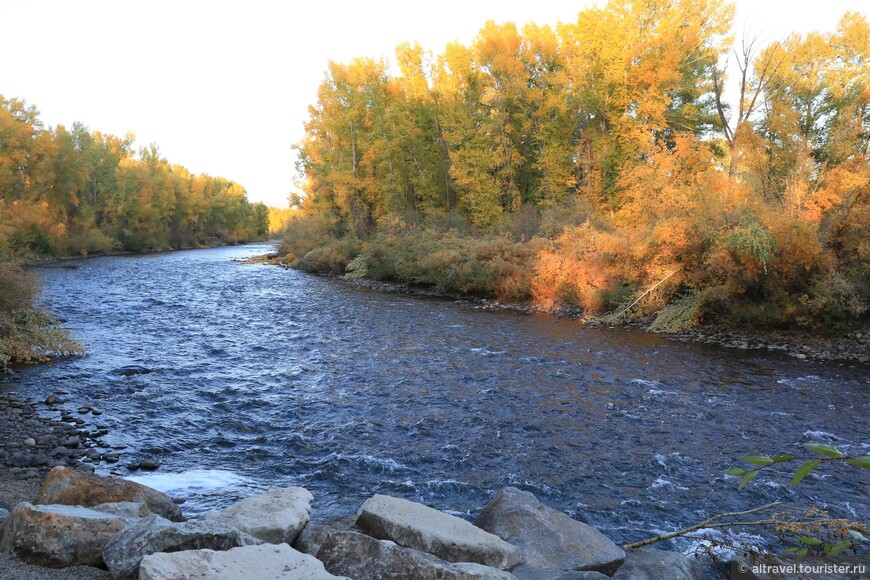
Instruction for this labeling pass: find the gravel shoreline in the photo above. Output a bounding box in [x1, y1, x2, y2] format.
[0, 393, 112, 578]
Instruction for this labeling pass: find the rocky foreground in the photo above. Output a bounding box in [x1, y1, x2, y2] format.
[0, 465, 722, 580]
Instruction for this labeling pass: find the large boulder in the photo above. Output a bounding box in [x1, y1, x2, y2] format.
[356, 494, 521, 570]
[475, 487, 625, 575]
[0, 502, 127, 567]
[139, 543, 346, 580]
[612, 548, 705, 580]
[197, 487, 313, 544]
[511, 564, 609, 579]
[34, 466, 183, 522]
[317, 530, 516, 579]
[91, 502, 152, 518]
[293, 515, 357, 557]
[102, 513, 263, 579]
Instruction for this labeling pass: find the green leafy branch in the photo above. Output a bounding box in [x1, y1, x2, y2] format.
[726, 443, 870, 562]
[727, 443, 870, 489]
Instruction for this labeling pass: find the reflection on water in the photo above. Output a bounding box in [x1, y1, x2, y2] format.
[5, 244, 868, 545]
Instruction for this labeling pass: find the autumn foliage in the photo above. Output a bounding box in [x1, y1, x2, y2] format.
[0, 97, 269, 258]
[284, 0, 868, 329]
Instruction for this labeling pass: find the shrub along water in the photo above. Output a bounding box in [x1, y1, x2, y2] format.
[0, 263, 83, 368]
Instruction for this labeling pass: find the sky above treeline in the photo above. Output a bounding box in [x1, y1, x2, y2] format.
[2, 0, 867, 207]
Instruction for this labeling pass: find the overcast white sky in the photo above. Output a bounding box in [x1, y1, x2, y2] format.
[1, 1, 866, 207]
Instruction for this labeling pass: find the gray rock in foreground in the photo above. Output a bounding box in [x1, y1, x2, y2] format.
[139, 543, 346, 580]
[90, 502, 151, 518]
[511, 564, 610, 579]
[0, 502, 126, 567]
[612, 548, 705, 580]
[293, 515, 357, 557]
[34, 466, 183, 522]
[475, 487, 625, 575]
[102, 513, 263, 579]
[356, 494, 521, 570]
[198, 487, 312, 544]
[317, 530, 516, 579]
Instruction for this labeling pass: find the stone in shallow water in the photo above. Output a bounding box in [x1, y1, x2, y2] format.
[355, 494, 522, 570]
[317, 531, 515, 579]
[139, 543, 346, 580]
[0, 502, 126, 567]
[474, 487, 625, 575]
[198, 487, 313, 544]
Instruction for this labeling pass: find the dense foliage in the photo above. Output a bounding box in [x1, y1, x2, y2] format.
[284, 0, 869, 329]
[0, 96, 269, 258]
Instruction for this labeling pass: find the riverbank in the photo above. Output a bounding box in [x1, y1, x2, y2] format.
[0, 394, 111, 579]
[270, 262, 870, 365]
[13, 238, 278, 269]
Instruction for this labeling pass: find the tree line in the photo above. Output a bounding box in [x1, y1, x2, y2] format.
[284, 0, 868, 329]
[0, 95, 271, 366]
[0, 96, 269, 258]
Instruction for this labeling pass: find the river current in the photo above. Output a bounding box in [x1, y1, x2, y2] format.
[5, 244, 868, 548]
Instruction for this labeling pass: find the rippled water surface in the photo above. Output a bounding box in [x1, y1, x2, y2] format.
[5, 244, 869, 545]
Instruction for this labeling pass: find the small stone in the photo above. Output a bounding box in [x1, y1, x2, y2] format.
[36, 435, 54, 446]
[127, 463, 140, 471]
[91, 410, 103, 416]
[139, 459, 160, 470]
[23, 438, 36, 447]
[61, 436, 81, 448]
[78, 406, 92, 414]
[9, 454, 32, 467]
[105, 455, 120, 463]
[45, 395, 60, 405]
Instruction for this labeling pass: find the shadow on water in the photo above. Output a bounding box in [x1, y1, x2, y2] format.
[4, 244, 868, 548]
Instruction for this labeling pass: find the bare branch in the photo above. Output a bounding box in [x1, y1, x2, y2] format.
[623, 502, 784, 550]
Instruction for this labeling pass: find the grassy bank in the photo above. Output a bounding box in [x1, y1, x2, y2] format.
[278, 199, 868, 337]
[0, 263, 83, 369]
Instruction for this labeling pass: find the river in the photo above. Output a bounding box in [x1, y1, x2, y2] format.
[4, 243, 868, 549]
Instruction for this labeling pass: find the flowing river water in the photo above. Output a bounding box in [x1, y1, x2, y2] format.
[4, 244, 868, 549]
